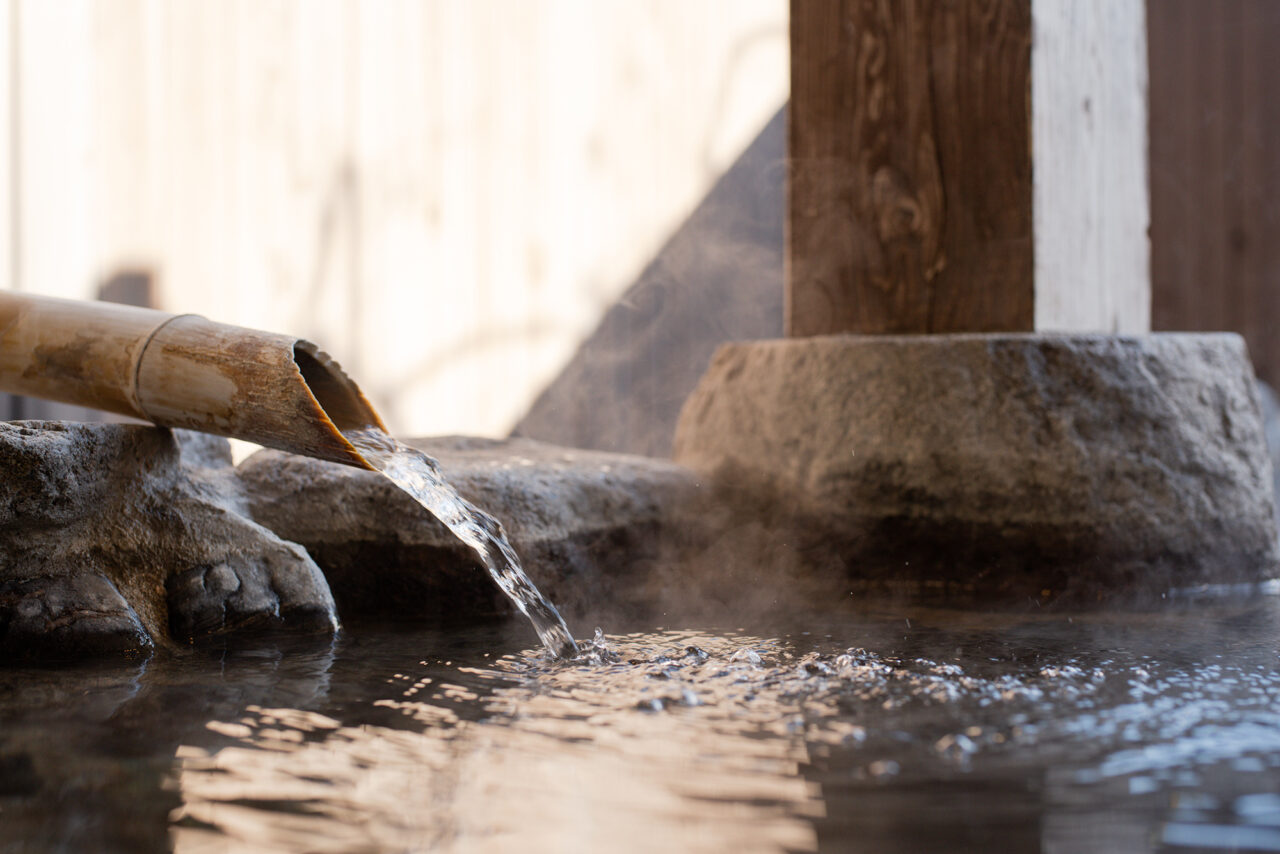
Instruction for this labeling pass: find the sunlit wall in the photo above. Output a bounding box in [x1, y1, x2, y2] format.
[0, 0, 787, 437]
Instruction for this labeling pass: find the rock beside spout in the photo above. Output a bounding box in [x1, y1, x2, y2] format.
[0, 424, 703, 659]
[0, 422, 337, 659]
[237, 436, 702, 622]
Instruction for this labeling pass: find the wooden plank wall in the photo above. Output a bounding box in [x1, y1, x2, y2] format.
[787, 0, 1149, 337]
[1032, 0, 1149, 334]
[1, 0, 788, 435]
[1149, 0, 1280, 384]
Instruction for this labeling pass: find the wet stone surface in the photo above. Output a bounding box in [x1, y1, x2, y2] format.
[0, 424, 701, 658]
[0, 422, 336, 657]
[0, 574, 150, 659]
[238, 436, 701, 623]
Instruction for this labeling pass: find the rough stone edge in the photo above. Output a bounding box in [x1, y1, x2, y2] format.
[236, 436, 708, 622]
[673, 333, 1280, 604]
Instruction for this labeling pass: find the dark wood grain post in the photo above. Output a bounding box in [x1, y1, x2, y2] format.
[788, 0, 1149, 337]
[1149, 0, 1280, 387]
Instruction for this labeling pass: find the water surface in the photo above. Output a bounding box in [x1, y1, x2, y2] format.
[3, 597, 1280, 852]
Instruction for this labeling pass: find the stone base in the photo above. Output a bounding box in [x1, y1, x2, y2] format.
[0, 425, 702, 659]
[0, 423, 338, 659]
[238, 436, 701, 622]
[673, 334, 1279, 602]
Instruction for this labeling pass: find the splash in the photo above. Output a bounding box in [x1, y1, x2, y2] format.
[344, 428, 578, 658]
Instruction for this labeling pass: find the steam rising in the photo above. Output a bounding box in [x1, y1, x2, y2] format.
[513, 107, 786, 459]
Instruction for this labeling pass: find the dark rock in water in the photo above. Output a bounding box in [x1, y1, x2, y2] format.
[0, 421, 703, 655]
[0, 574, 151, 659]
[0, 422, 337, 659]
[675, 333, 1280, 602]
[238, 436, 701, 621]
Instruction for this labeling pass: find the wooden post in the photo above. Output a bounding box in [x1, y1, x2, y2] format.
[787, 0, 1149, 337]
[1149, 0, 1280, 387]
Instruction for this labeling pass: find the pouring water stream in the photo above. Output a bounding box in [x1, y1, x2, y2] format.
[343, 428, 579, 659]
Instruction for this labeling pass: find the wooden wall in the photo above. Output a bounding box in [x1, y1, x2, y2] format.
[0, 0, 788, 436]
[1149, 0, 1280, 384]
[787, 0, 1149, 337]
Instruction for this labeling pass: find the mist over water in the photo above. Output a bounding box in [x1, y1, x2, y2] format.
[344, 427, 578, 659]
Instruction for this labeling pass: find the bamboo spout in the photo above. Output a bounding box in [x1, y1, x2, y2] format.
[0, 292, 387, 469]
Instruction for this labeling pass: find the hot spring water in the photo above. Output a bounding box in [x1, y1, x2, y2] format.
[5, 602, 1280, 852]
[1, 365, 1276, 849]
[344, 428, 579, 659]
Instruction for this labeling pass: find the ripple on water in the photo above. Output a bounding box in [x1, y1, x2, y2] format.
[160, 606, 1280, 853]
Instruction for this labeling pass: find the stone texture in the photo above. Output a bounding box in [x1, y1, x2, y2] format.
[674, 333, 1280, 602]
[1256, 380, 1280, 534]
[238, 436, 702, 621]
[0, 574, 149, 659]
[0, 422, 337, 659]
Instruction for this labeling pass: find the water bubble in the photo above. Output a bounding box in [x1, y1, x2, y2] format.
[570, 627, 619, 666]
[684, 646, 710, 662]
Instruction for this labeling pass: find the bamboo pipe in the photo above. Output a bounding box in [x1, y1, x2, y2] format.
[0, 291, 387, 469]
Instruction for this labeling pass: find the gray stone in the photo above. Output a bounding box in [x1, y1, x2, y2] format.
[238, 436, 702, 621]
[1256, 380, 1280, 534]
[0, 422, 337, 658]
[0, 574, 149, 659]
[674, 333, 1280, 602]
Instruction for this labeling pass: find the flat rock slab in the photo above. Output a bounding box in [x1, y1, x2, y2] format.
[674, 333, 1280, 602]
[0, 422, 337, 659]
[238, 437, 700, 622]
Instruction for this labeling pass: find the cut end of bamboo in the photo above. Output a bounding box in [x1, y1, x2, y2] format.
[292, 340, 387, 435]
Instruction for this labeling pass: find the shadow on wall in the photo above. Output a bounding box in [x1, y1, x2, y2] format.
[512, 106, 787, 459]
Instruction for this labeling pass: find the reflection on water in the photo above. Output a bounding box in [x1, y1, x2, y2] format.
[172, 629, 822, 854]
[4, 599, 1280, 852]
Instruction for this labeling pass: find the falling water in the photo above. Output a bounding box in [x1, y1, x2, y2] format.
[344, 428, 578, 658]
